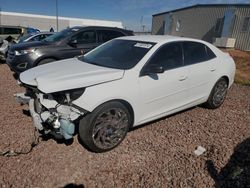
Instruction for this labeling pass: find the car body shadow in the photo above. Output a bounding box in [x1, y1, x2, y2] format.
[62, 183, 84, 188]
[206, 137, 250, 187]
[130, 106, 197, 132]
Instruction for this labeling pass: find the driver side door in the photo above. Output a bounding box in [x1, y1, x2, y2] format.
[138, 42, 189, 123]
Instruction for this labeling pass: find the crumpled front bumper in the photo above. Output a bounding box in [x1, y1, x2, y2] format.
[14, 93, 44, 130]
[14, 92, 84, 139]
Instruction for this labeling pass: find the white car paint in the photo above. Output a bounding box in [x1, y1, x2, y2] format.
[20, 58, 124, 93]
[20, 35, 236, 127]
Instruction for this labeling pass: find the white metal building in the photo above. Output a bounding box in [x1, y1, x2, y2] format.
[0, 11, 123, 31]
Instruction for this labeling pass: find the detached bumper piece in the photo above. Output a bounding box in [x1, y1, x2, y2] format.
[14, 92, 84, 140]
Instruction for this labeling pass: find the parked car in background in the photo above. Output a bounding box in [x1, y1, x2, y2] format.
[0, 25, 40, 42]
[0, 37, 9, 59]
[16, 32, 54, 44]
[17, 35, 235, 152]
[7, 26, 133, 74]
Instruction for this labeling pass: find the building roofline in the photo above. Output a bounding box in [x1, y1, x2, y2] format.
[0, 11, 122, 25]
[153, 3, 250, 16]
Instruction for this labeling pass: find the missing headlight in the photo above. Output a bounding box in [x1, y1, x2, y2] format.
[69, 88, 85, 101]
[51, 88, 85, 104]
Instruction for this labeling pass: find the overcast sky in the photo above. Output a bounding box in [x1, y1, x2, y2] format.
[0, 0, 249, 31]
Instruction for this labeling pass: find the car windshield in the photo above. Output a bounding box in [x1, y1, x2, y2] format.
[18, 34, 33, 43]
[79, 39, 155, 70]
[43, 27, 80, 42]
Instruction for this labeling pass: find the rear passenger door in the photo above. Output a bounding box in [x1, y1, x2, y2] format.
[97, 30, 125, 44]
[183, 41, 217, 103]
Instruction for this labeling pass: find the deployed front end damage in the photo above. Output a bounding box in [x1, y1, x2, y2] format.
[15, 87, 85, 140]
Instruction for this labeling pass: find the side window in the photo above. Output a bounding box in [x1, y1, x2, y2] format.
[72, 30, 96, 44]
[205, 46, 216, 60]
[183, 42, 208, 65]
[99, 30, 124, 42]
[148, 43, 183, 70]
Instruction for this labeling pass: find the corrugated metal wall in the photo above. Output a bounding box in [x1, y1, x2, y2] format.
[152, 5, 250, 51]
[232, 7, 250, 50]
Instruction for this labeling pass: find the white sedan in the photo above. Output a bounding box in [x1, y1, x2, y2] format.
[19, 35, 235, 152]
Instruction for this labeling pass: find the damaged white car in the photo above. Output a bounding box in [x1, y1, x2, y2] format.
[17, 35, 235, 152]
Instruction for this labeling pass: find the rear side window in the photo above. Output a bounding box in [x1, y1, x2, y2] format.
[205, 46, 216, 60]
[98, 30, 124, 42]
[148, 42, 183, 70]
[183, 42, 215, 65]
[73, 30, 96, 44]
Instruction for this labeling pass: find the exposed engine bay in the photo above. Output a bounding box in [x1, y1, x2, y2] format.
[15, 86, 85, 140]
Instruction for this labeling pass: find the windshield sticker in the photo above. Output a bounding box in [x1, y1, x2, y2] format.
[134, 43, 152, 49]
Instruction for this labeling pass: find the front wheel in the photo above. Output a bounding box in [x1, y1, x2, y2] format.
[79, 101, 132, 153]
[205, 77, 228, 109]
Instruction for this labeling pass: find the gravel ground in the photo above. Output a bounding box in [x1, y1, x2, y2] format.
[0, 63, 249, 188]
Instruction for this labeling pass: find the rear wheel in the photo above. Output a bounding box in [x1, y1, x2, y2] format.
[79, 101, 132, 153]
[37, 58, 56, 66]
[205, 77, 228, 109]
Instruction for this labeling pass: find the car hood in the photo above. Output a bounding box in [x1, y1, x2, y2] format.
[20, 58, 124, 93]
[10, 41, 54, 50]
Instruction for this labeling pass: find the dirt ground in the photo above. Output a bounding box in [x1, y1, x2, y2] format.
[0, 55, 250, 187]
[223, 49, 250, 85]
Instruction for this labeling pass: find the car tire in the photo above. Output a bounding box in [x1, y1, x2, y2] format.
[37, 58, 56, 66]
[205, 77, 228, 109]
[79, 101, 132, 153]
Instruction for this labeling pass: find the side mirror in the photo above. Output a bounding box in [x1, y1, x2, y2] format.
[68, 39, 77, 47]
[142, 64, 164, 76]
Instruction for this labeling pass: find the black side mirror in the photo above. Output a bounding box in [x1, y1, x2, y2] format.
[68, 39, 77, 47]
[142, 64, 164, 76]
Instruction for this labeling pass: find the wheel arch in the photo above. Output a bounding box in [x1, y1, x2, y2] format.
[34, 56, 59, 66]
[221, 75, 230, 86]
[91, 99, 135, 128]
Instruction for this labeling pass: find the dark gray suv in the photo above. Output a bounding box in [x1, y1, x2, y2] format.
[6, 26, 133, 73]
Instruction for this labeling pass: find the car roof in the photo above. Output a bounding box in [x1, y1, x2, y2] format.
[71, 26, 132, 33]
[118, 35, 207, 44]
[32, 32, 54, 36]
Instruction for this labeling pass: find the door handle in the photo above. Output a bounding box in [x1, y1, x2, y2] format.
[210, 68, 216, 72]
[179, 76, 187, 81]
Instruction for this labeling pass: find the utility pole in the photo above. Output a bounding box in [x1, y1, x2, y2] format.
[56, 0, 59, 31]
[0, 7, 2, 26]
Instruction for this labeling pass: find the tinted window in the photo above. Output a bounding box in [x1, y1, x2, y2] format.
[73, 30, 96, 44]
[3, 27, 21, 34]
[148, 43, 183, 70]
[205, 46, 216, 60]
[79, 39, 155, 69]
[99, 30, 124, 42]
[183, 42, 208, 65]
